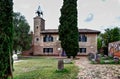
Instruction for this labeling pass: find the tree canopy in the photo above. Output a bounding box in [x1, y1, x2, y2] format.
[97, 27, 120, 54]
[100, 27, 120, 47]
[13, 12, 32, 52]
[59, 0, 79, 58]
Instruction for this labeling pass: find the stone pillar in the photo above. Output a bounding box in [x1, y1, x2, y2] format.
[58, 59, 64, 70]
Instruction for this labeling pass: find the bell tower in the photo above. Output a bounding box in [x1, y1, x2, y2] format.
[33, 5, 45, 55]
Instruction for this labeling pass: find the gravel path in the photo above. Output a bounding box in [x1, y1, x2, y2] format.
[75, 57, 120, 79]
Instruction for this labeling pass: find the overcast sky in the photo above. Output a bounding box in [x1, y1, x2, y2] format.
[13, 0, 120, 32]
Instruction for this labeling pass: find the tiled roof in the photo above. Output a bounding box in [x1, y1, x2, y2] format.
[41, 29, 58, 34]
[78, 29, 100, 34]
[41, 29, 100, 34]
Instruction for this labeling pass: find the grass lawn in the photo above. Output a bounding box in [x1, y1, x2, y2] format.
[13, 57, 79, 79]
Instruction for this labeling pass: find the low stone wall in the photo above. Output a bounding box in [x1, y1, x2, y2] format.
[114, 51, 120, 57]
[22, 49, 33, 56]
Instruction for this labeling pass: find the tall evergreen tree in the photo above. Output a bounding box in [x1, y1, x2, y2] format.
[0, 0, 13, 78]
[59, 0, 79, 58]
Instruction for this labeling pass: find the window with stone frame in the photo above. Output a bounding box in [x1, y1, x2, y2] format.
[43, 48, 53, 53]
[79, 48, 86, 53]
[43, 35, 53, 42]
[79, 34, 87, 42]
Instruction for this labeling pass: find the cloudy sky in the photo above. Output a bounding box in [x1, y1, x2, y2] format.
[13, 0, 120, 32]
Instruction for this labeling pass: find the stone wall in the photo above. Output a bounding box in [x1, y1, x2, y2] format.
[78, 34, 97, 55]
[33, 34, 61, 56]
[109, 41, 120, 57]
[33, 33, 98, 56]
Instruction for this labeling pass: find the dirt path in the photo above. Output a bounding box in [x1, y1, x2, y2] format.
[75, 57, 120, 79]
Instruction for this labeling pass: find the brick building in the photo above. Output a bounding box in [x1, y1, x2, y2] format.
[33, 15, 100, 56]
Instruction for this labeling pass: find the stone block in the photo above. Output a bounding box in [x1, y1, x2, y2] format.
[63, 59, 72, 64]
[58, 59, 64, 70]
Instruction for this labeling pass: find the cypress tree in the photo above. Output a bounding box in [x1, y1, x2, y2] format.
[59, 0, 79, 58]
[0, 0, 13, 78]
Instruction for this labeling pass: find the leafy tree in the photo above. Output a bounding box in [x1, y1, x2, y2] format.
[110, 27, 120, 41]
[13, 12, 32, 52]
[97, 36, 102, 52]
[0, 0, 13, 78]
[101, 27, 120, 47]
[98, 27, 120, 54]
[59, 0, 79, 58]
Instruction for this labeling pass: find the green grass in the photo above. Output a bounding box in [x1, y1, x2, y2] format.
[13, 57, 78, 79]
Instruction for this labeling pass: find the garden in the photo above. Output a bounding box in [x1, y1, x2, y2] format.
[88, 53, 120, 64]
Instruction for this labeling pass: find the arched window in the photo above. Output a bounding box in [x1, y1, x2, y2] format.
[43, 35, 53, 42]
[79, 34, 87, 42]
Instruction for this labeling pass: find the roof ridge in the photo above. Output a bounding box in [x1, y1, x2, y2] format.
[41, 29, 100, 34]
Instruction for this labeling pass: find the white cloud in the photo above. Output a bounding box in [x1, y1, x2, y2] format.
[118, 0, 120, 3]
[13, 0, 120, 32]
[84, 13, 94, 22]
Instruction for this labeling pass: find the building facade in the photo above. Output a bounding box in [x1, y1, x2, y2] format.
[33, 15, 100, 56]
